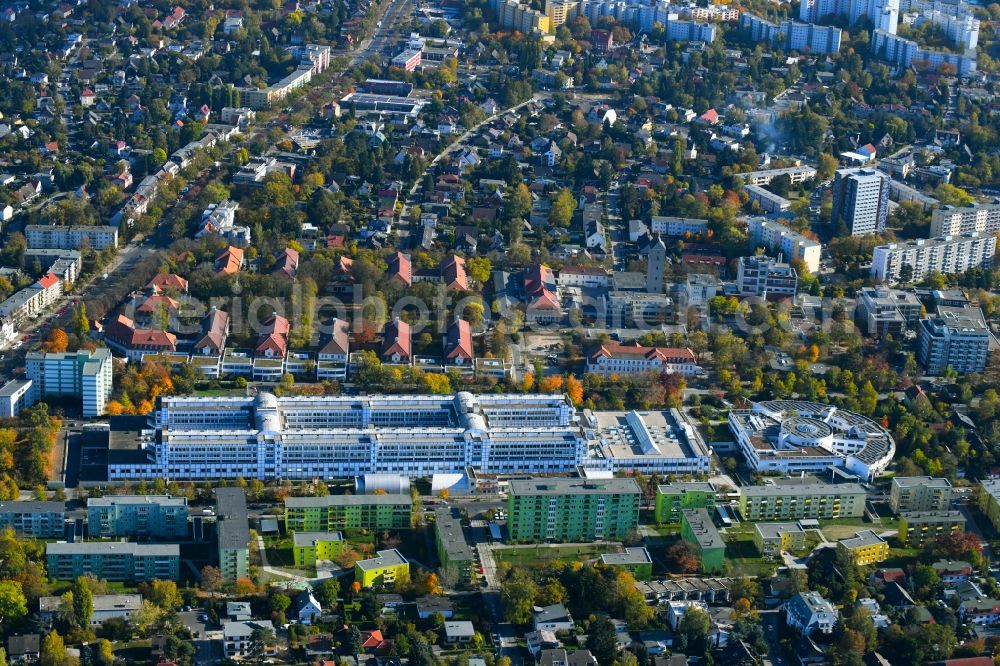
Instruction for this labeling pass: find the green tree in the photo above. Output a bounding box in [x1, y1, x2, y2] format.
[39, 630, 68, 666]
[678, 606, 711, 646]
[72, 576, 93, 627]
[145, 579, 182, 609]
[548, 188, 576, 228]
[587, 617, 619, 666]
[859, 380, 878, 415]
[500, 569, 539, 624]
[346, 625, 363, 654]
[0, 579, 27, 623]
[95, 639, 115, 666]
[315, 578, 340, 608]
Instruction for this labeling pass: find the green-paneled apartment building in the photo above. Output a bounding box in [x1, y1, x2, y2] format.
[680, 508, 725, 573]
[46, 542, 179, 582]
[216, 488, 250, 582]
[654, 482, 716, 523]
[507, 478, 641, 543]
[87, 495, 188, 539]
[434, 507, 474, 585]
[284, 494, 413, 532]
[979, 479, 1000, 531]
[293, 532, 345, 566]
[738, 483, 867, 521]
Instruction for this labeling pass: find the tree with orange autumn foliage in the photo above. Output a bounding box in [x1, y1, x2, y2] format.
[522, 372, 535, 392]
[234, 577, 258, 595]
[41, 329, 69, 353]
[565, 375, 583, 406]
[538, 375, 564, 393]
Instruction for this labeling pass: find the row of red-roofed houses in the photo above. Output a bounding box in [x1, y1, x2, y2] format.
[97, 274, 508, 381]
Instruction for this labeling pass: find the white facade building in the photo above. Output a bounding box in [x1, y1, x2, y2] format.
[729, 400, 895, 480]
[25, 349, 114, 417]
[105, 392, 712, 480]
[650, 216, 709, 237]
[746, 217, 821, 273]
[25, 225, 118, 250]
[931, 204, 1000, 237]
[871, 232, 996, 283]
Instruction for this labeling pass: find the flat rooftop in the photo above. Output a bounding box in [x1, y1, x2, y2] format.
[594, 409, 708, 460]
[356, 548, 408, 571]
[292, 531, 344, 548]
[508, 477, 641, 496]
[601, 547, 652, 566]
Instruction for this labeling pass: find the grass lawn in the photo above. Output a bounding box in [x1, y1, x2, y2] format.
[724, 533, 775, 578]
[495, 544, 619, 568]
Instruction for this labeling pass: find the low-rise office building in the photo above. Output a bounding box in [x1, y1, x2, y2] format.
[600, 547, 653, 580]
[507, 477, 641, 543]
[87, 495, 188, 539]
[736, 256, 798, 297]
[39, 594, 142, 627]
[889, 476, 952, 513]
[855, 288, 923, 337]
[46, 542, 179, 582]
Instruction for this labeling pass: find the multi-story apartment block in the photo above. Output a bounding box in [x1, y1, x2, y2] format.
[855, 288, 923, 336]
[918, 305, 990, 375]
[46, 542, 179, 582]
[746, 217, 821, 273]
[837, 530, 889, 566]
[26, 349, 113, 417]
[0, 500, 65, 538]
[979, 479, 1000, 531]
[931, 204, 1000, 237]
[650, 216, 709, 237]
[889, 476, 952, 513]
[216, 488, 250, 581]
[0, 379, 35, 418]
[654, 482, 716, 523]
[292, 532, 345, 567]
[744, 184, 792, 213]
[898, 510, 966, 547]
[434, 507, 474, 585]
[738, 483, 867, 521]
[285, 495, 414, 532]
[355, 549, 409, 588]
[507, 478, 641, 543]
[740, 13, 843, 54]
[831, 168, 890, 237]
[87, 495, 188, 539]
[741, 166, 817, 186]
[754, 522, 806, 559]
[871, 29, 977, 75]
[490, 0, 553, 34]
[799, 0, 898, 30]
[680, 508, 725, 573]
[871, 233, 996, 283]
[25, 225, 118, 250]
[736, 256, 798, 297]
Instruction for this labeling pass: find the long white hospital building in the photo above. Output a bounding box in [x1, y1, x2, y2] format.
[106, 392, 711, 481]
